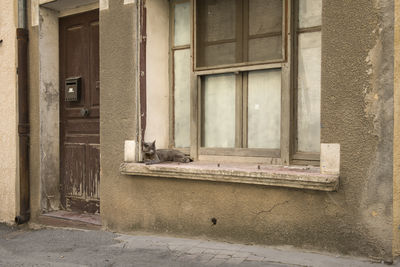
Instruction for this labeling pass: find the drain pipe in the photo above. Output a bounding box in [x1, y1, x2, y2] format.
[15, 0, 30, 225]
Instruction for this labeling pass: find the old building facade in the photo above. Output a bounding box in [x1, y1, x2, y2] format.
[1, 0, 399, 262]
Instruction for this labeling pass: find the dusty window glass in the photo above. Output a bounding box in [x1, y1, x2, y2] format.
[196, 0, 283, 68]
[174, 1, 191, 46]
[201, 74, 236, 148]
[196, 0, 236, 68]
[174, 49, 191, 148]
[248, 0, 282, 62]
[299, 0, 322, 28]
[248, 69, 281, 149]
[297, 31, 321, 153]
[248, 36, 282, 63]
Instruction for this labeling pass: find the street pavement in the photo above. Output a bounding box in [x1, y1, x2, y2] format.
[0, 223, 392, 267]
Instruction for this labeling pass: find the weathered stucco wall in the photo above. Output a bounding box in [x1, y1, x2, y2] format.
[0, 0, 18, 223]
[38, 7, 60, 212]
[394, 0, 400, 257]
[100, 0, 395, 260]
[321, 0, 394, 259]
[99, 0, 138, 223]
[100, 0, 394, 260]
[28, 0, 42, 220]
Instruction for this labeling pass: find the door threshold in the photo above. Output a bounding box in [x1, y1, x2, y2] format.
[39, 210, 101, 229]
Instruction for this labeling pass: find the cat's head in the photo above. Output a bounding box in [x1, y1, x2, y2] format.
[143, 140, 156, 155]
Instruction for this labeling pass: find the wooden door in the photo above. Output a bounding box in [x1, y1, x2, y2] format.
[60, 10, 100, 214]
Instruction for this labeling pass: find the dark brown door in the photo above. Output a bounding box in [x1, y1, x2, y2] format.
[60, 10, 100, 214]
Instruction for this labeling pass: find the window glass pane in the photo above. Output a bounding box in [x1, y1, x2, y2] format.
[297, 31, 321, 153]
[248, 69, 281, 149]
[174, 49, 191, 148]
[196, 0, 283, 68]
[249, 0, 282, 35]
[174, 1, 191, 46]
[200, 43, 236, 67]
[198, 0, 236, 43]
[299, 0, 322, 28]
[248, 36, 282, 62]
[202, 74, 236, 148]
[196, 0, 237, 68]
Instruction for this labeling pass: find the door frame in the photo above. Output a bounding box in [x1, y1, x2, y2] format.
[37, 2, 100, 214]
[59, 9, 100, 213]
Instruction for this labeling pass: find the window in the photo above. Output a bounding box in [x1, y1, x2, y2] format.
[171, 0, 191, 149]
[195, 0, 284, 69]
[294, 0, 322, 160]
[170, 0, 322, 165]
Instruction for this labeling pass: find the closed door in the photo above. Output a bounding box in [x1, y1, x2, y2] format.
[60, 10, 100, 214]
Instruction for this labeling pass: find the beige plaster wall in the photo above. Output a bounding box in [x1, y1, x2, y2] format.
[144, 0, 170, 148]
[38, 7, 60, 212]
[28, 0, 42, 220]
[0, 0, 18, 223]
[100, 0, 394, 261]
[99, 0, 138, 226]
[321, 0, 394, 259]
[394, 0, 400, 257]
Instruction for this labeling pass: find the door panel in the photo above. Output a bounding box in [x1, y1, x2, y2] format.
[60, 10, 100, 213]
[64, 145, 85, 198]
[89, 21, 100, 108]
[86, 144, 100, 199]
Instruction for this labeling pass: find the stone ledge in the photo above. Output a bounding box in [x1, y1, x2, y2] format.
[120, 162, 339, 192]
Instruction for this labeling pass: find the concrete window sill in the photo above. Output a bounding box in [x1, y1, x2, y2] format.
[120, 162, 339, 192]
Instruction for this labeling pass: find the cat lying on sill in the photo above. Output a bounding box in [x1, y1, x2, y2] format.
[142, 140, 193, 165]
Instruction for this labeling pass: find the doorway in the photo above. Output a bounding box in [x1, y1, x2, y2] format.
[59, 10, 100, 213]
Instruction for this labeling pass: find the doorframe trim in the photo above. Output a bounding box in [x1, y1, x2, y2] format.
[37, 3, 100, 214]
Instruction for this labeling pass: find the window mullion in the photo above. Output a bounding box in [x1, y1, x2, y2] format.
[235, 73, 243, 148]
[190, 0, 198, 159]
[281, 0, 293, 166]
[292, 0, 300, 157]
[242, 0, 249, 63]
[169, 1, 175, 148]
[242, 72, 248, 148]
[236, 0, 244, 63]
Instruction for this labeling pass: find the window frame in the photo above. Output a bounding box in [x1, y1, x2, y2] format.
[169, 0, 192, 154]
[291, 0, 322, 164]
[193, 0, 288, 72]
[169, 0, 320, 166]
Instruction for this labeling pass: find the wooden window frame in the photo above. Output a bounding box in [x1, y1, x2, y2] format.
[291, 0, 321, 164]
[197, 71, 281, 159]
[169, 0, 191, 154]
[193, 0, 287, 72]
[169, 0, 320, 166]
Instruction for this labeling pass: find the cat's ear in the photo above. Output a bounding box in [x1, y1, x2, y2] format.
[152, 140, 156, 145]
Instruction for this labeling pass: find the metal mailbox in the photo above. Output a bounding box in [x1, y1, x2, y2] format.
[65, 77, 81, 102]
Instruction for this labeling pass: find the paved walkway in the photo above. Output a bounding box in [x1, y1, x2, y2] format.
[0, 223, 391, 267]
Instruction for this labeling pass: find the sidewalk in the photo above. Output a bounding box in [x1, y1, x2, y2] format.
[0, 223, 391, 267]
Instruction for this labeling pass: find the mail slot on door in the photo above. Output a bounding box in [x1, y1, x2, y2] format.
[65, 77, 81, 101]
